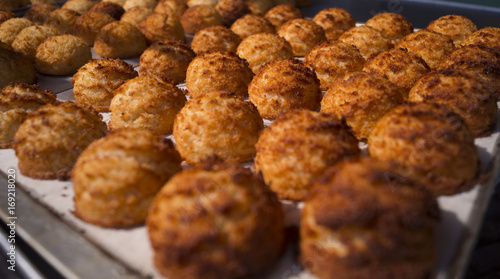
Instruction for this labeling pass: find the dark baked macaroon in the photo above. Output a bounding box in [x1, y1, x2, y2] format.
[339, 25, 393, 60]
[190, 25, 241, 54]
[461, 26, 500, 51]
[94, 21, 147, 58]
[74, 11, 116, 46]
[230, 13, 275, 40]
[0, 48, 37, 87]
[427, 14, 477, 46]
[312, 7, 355, 41]
[147, 161, 284, 279]
[365, 12, 413, 45]
[265, 4, 302, 30]
[277, 18, 326, 57]
[0, 9, 16, 25]
[215, 0, 250, 26]
[180, 4, 223, 34]
[89, 1, 125, 20]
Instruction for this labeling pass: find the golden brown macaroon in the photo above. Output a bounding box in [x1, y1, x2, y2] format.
[62, 0, 96, 14]
[13, 101, 107, 180]
[427, 14, 477, 46]
[0, 0, 30, 10]
[186, 51, 253, 98]
[73, 128, 182, 228]
[173, 91, 263, 164]
[44, 8, 80, 35]
[0, 48, 36, 87]
[236, 32, 293, 73]
[191, 25, 241, 54]
[154, 0, 187, 18]
[138, 12, 186, 44]
[186, 0, 217, 7]
[109, 74, 187, 134]
[321, 71, 405, 140]
[397, 29, 455, 70]
[139, 39, 195, 84]
[23, 4, 56, 25]
[94, 21, 147, 58]
[0, 9, 15, 25]
[408, 68, 497, 137]
[230, 13, 274, 40]
[363, 47, 430, 95]
[12, 25, 58, 62]
[368, 102, 479, 196]
[89, 1, 125, 20]
[300, 157, 439, 279]
[312, 7, 355, 41]
[247, 0, 274, 16]
[277, 18, 326, 57]
[339, 25, 393, 60]
[123, 0, 157, 11]
[265, 4, 302, 30]
[74, 11, 116, 46]
[439, 44, 500, 100]
[120, 6, 153, 26]
[365, 12, 413, 45]
[180, 4, 223, 35]
[0, 18, 34, 47]
[461, 26, 500, 51]
[215, 0, 249, 26]
[248, 58, 321, 119]
[254, 109, 360, 201]
[147, 161, 284, 279]
[304, 40, 365, 91]
[35, 34, 92, 76]
[0, 82, 57, 149]
[72, 58, 138, 112]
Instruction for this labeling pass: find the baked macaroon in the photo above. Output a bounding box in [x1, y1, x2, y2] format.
[339, 25, 393, 60]
[254, 109, 360, 200]
[120, 6, 153, 26]
[72, 58, 138, 112]
[230, 14, 274, 40]
[427, 14, 477, 46]
[247, 0, 274, 16]
[190, 25, 241, 54]
[368, 102, 479, 196]
[73, 128, 182, 228]
[94, 21, 147, 58]
[408, 68, 497, 137]
[301, 157, 439, 279]
[0, 9, 16, 25]
[236, 32, 293, 73]
[277, 18, 326, 57]
[154, 0, 187, 18]
[35, 34, 92, 76]
[180, 5, 223, 34]
[89, 1, 125, 20]
[304, 40, 365, 91]
[321, 71, 404, 140]
[312, 7, 355, 41]
[397, 29, 455, 70]
[123, 0, 157, 11]
[0, 82, 57, 149]
[461, 26, 500, 51]
[215, 0, 250, 26]
[103, 0, 127, 6]
[62, 0, 96, 14]
[44, 8, 80, 35]
[0, 18, 34, 47]
[0, 48, 37, 87]
[12, 25, 58, 62]
[173, 91, 263, 164]
[110, 74, 186, 134]
[248, 58, 321, 119]
[138, 12, 186, 44]
[0, 0, 30, 10]
[23, 4, 57, 25]
[13, 102, 107, 180]
[186, 0, 217, 7]
[265, 4, 303, 30]
[147, 161, 284, 279]
[139, 39, 195, 84]
[186, 51, 253, 98]
[74, 11, 116, 46]
[365, 12, 413, 45]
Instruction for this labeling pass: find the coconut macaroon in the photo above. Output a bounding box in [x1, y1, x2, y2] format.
[12, 25, 58, 62]
[230, 14, 274, 40]
[321, 72, 404, 140]
[191, 25, 241, 54]
[397, 29, 455, 70]
[154, 0, 187, 18]
[462, 26, 500, 51]
[138, 12, 186, 44]
[0, 48, 37, 87]
[173, 91, 263, 164]
[0, 83, 57, 149]
[72, 58, 138, 112]
[35, 34, 92, 76]
[0, 18, 34, 47]
[312, 7, 355, 41]
[23, 4, 57, 25]
[147, 161, 284, 279]
[123, 0, 157, 11]
[363, 47, 430, 95]
[94, 21, 147, 58]
[248, 58, 321, 119]
[186, 0, 217, 7]
[62, 0, 96, 14]
[408, 68, 497, 137]
[215, 0, 250, 26]
[13, 102, 107, 180]
[109, 74, 187, 134]
[254, 109, 360, 201]
[277, 18, 326, 57]
[0, 0, 29, 10]
[339, 25, 393, 60]
[44, 9, 80, 35]
[74, 12, 116, 46]
[236, 32, 293, 73]
[427, 14, 477, 46]
[300, 157, 439, 279]
[304, 40, 365, 91]
[368, 102, 479, 196]
[139, 40, 195, 84]
[0, 9, 16, 25]
[180, 5, 223, 34]
[247, 0, 274, 16]
[365, 12, 413, 45]
[265, 4, 302, 30]
[73, 128, 182, 228]
[186, 51, 253, 98]
[89, 1, 125, 20]
[120, 6, 154, 26]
